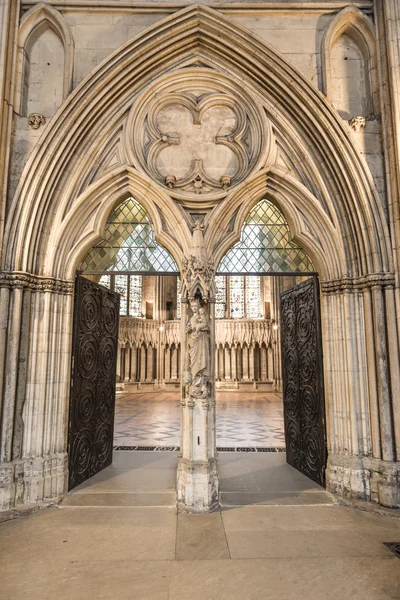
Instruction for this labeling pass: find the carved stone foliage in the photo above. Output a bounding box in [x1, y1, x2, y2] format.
[125, 69, 273, 207]
[349, 116, 366, 132]
[181, 255, 215, 302]
[28, 113, 46, 129]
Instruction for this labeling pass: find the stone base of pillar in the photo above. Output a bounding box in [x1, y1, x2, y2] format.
[176, 457, 219, 513]
[0, 453, 68, 511]
[326, 454, 400, 508]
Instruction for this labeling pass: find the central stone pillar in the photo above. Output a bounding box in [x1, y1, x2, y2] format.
[177, 223, 219, 513]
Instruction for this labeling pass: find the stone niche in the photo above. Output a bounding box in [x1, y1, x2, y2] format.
[124, 68, 274, 207]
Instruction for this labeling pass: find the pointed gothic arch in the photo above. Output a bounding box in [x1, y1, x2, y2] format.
[3, 4, 391, 279]
[1, 5, 399, 514]
[15, 3, 74, 115]
[322, 6, 379, 117]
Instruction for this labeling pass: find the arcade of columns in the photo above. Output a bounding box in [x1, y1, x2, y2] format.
[0, 2, 400, 515]
[115, 276, 288, 393]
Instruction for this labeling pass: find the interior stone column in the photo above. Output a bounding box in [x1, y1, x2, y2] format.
[321, 274, 400, 508]
[146, 345, 153, 382]
[140, 345, 146, 382]
[177, 223, 218, 513]
[116, 344, 122, 382]
[0, 273, 72, 511]
[129, 345, 137, 382]
[165, 345, 171, 381]
[231, 345, 237, 381]
[261, 345, 267, 381]
[124, 345, 130, 381]
[171, 345, 178, 380]
[271, 276, 284, 391]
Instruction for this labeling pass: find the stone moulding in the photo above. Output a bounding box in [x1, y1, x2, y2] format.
[15, 3, 75, 115]
[320, 272, 396, 294]
[0, 271, 74, 294]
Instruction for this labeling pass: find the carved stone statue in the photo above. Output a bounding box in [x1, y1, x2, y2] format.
[185, 298, 210, 398]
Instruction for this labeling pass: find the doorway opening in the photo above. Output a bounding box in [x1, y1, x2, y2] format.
[67, 197, 179, 490]
[216, 198, 327, 486]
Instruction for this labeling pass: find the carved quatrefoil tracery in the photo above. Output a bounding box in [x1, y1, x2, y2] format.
[125, 70, 272, 207]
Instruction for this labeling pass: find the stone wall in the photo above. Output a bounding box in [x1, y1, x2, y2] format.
[0, 1, 400, 513]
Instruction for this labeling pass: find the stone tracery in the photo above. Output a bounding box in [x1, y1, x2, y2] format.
[0, 4, 399, 518]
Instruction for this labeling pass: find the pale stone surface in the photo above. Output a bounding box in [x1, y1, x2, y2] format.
[1, 1, 400, 517]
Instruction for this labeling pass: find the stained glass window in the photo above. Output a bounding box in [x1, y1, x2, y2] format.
[99, 274, 111, 289]
[246, 276, 261, 318]
[215, 276, 226, 319]
[115, 275, 128, 316]
[81, 197, 178, 274]
[129, 275, 142, 317]
[230, 276, 244, 318]
[176, 277, 182, 320]
[218, 199, 314, 274]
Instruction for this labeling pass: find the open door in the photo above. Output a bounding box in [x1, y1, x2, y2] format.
[280, 277, 327, 486]
[68, 275, 120, 490]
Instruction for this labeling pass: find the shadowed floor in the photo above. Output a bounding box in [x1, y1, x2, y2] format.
[1, 452, 400, 600]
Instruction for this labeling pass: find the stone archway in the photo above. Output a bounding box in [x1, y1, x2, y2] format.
[1, 5, 398, 513]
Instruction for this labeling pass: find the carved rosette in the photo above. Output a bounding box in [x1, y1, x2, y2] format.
[125, 68, 273, 207]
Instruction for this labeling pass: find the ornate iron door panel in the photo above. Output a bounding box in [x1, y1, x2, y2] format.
[280, 277, 327, 486]
[68, 276, 120, 490]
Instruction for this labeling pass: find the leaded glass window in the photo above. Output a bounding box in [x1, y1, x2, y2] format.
[176, 277, 182, 320]
[230, 276, 244, 318]
[81, 197, 178, 274]
[115, 275, 128, 316]
[245, 276, 261, 318]
[129, 275, 142, 317]
[215, 276, 226, 319]
[218, 199, 314, 274]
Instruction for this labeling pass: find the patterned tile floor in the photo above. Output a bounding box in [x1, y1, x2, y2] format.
[114, 391, 285, 448]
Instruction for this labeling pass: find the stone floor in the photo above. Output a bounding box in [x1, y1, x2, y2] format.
[1, 452, 400, 599]
[114, 391, 285, 448]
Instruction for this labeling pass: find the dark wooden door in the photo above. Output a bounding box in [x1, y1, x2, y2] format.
[280, 277, 327, 486]
[68, 276, 120, 490]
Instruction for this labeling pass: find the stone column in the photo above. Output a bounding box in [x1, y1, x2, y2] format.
[224, 347, 231, 380]
[271, 276, 284, 391]
[116, 344, 122, 382]
[140, 345, 146, 382]
[129, 346, 137, 382]
[177, 223, 218, 513]
[242, 345, 249, 380]
[171, 345, 178, 380]
[0, 273, 72, 511]
[231, 345, 237, 381]
[146, 345, 154, 382]
[322, 275, 399, 508]
[261, 345, 267, 381]
[165, 345, 171, 381]
[249, 344, 255, 381]
[124, 345, 130, 381]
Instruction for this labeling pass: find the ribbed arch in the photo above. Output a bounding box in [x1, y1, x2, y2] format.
[3, 4, 392, 280]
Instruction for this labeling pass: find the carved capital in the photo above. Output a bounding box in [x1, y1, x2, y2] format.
[320, 272, 395, 295]
[0, 271, 74, 294]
